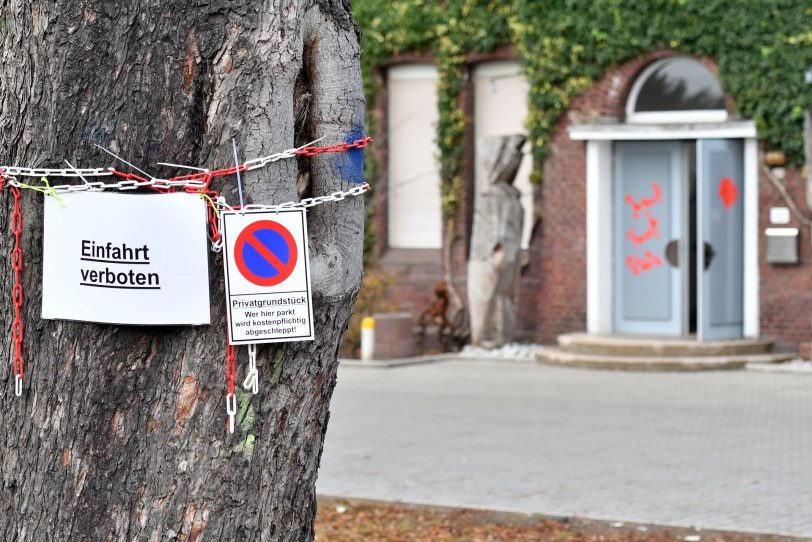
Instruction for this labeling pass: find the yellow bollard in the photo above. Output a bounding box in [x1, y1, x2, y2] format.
[360, 316, 375, 361]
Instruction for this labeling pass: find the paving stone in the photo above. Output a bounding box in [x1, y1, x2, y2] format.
[318, 360, 812, 537]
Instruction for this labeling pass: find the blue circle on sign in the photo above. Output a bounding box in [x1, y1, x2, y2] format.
[243, 229, 290, 278]
[234, 220, 298, 287]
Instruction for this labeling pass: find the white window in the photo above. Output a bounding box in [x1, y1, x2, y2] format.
[626, 56, 728, 124]
[387, 65, 443, 249]
[473, 61, 534, 249]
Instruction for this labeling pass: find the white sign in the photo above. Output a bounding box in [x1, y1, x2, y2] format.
[221, 209, 314, 345]
[42, 192, 211, 325]
[769, 206, 791, 225]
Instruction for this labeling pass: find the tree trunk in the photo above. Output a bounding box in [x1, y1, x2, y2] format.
[0, 1, 364, 540]
[467, 135, 525, 347]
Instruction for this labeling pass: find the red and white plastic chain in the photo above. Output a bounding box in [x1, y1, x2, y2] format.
[11, 185, 23, 397]
[0, 169, 24, 397]
[1, 136, 373, 253]
[0, 136, 373, 189]
[226, 342, 237, 433]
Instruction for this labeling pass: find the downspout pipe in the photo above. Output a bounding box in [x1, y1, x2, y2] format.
[805, 69, 812, 213]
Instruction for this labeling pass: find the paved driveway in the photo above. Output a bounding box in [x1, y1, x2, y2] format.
[317, 359, 812, 537]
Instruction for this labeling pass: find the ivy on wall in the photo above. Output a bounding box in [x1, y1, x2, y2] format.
[355, 0, 812, 210]
[513, 0, 812, 183]
[355, 0, 511, 217]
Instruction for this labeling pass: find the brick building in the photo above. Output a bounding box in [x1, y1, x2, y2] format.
[370, 48, 811, 354]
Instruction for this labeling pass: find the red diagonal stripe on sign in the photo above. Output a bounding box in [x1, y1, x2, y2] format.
[245, 235, 294, 276]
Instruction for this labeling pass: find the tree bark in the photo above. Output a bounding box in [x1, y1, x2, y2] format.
[0, 1, 364, 540]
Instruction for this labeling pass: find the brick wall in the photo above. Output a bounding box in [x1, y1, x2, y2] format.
[758, 167, 812, 351]
[377, 249, 448, 318]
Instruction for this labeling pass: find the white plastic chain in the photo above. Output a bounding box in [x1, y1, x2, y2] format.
[226, 392, 237, 434]
[242, 344, 259, 395]
[4, 174, 210, 192]
[218, 182, 370, 213]
[212, 182, 370, 253]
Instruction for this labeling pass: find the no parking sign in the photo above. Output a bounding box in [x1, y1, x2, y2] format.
[222, 209, 314, 344]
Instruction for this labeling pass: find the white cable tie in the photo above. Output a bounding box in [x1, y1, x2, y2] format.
[297, 136, 326, 151]
[226, 392, 237, 434]
[94, 144, 156, 180]
[15, 374, 22, 397]
[231, 139, 245, 209]
[64, 160, 91, 187]
[156, 162, 209, 172]
[216, 196, 235, 213]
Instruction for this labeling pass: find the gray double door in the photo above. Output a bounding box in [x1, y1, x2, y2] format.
[613, 139, 744, 340]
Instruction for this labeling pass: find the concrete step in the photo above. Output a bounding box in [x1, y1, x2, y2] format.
[558, 332, 774, 357]
[536, 347, 794, 372]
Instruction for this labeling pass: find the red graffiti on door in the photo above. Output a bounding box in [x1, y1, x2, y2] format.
[626, 209, 660, 246]
[719, 176, 738, 209]
[625, 182, 662, 219]
[625, 182, 664, 275]
[626, 251, 663, 276]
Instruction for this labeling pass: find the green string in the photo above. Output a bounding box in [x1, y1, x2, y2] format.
[199, 192, 220, 216]
[16, 177, 64, 207]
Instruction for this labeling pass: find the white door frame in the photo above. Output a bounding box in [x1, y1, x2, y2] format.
[570, 121, 759, 338]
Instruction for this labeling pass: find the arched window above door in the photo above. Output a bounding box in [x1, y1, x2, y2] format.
[626, 57, 727, 124]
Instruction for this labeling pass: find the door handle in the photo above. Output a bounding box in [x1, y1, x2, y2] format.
[704, 242, 715, 270]
[665, 240, 679, 268]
